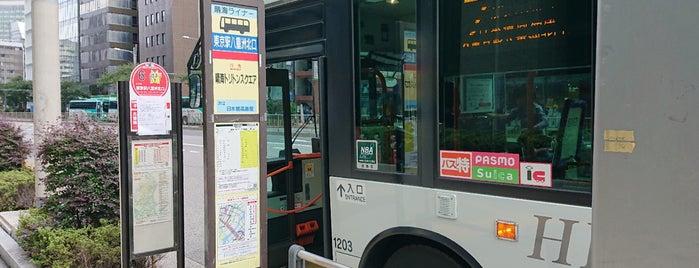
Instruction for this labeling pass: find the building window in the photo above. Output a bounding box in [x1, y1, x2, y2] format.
[161, 33, 165, 45]
[161, 11, 165, 22]
[145, 15, 149, 26]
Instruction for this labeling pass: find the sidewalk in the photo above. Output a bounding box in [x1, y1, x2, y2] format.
[0, 211, 35, 268]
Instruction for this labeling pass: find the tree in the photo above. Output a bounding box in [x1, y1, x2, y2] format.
[95, 63, 135, 94]
[0, 76, 32, 112]
[60, 81, 89, 111]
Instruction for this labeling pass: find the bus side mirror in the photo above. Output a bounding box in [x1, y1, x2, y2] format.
[188, 74, 202, 109]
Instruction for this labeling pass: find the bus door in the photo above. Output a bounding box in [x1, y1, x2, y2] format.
[265, 60, 324, 267]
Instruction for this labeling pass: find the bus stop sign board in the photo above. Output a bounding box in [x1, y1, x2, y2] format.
[130, 63, 170, 97]
[200, 0, 266, 267]
[129, 62, 172, 135]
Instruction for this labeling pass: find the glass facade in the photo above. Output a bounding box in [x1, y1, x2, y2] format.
[0, 1, 24, 42]
[59, 0, 80, 81]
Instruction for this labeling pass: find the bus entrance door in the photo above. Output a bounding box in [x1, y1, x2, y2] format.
[265, 65, 324, 267]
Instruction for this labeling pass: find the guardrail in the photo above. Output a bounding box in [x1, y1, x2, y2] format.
[0, 112, 103, 122]
[0, 112, 42, 121]
[288, 244, 351, 268]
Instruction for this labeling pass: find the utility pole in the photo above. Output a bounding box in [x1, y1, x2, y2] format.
[32, 0, 62, 204]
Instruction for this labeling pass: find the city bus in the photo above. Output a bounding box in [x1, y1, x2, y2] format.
[255, 0, 699, 267]
[67, 98, 110, 121]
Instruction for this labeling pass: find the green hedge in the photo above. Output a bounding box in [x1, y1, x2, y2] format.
[17, 210, 120, 268]
[0, 169, 34, 211]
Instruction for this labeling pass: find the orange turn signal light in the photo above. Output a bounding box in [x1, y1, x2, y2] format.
[496, 220, 517, 241]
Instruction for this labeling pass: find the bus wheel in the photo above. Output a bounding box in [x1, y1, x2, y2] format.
[183, 116, 189, 125]
[383, 244, 464, 268]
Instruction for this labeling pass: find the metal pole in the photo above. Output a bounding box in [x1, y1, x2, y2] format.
[288, 244, 305, 268]
[133, 44, 138, 64]
[289, 244, 352, 268]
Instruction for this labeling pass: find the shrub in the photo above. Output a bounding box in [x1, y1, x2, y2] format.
[17, 209, 121, 268]
[0, 119, 30, 171]
[17, 209, 159, 268]
[18, 119, 164, 267]
[0, 169, 35, 211]
[15, 209, 56, 263]
[36, 119, 119, 228]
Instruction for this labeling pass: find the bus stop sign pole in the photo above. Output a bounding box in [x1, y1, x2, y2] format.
[200, 0, 267, 267]
[118, 62, 185, 267]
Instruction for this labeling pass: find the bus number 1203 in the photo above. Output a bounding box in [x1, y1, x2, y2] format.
[332, 237, 353, 252]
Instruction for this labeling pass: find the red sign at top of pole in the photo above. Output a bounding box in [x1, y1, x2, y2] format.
[130, 62, 170, 97]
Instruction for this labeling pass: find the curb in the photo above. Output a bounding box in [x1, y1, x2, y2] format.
[0, 227, 34, 268]
[0, 212, 34, 268]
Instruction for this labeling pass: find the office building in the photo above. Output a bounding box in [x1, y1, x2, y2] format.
[138, 0, 199, 80]
[10, 21, 24, 43]
[24, 0, 81, 82]
[59, 0, 79, 81]
[0, 40, 24, 82]
[23, 0, 31, 80]
[0, 1, 24, 41]
[79, 0, 137, 93]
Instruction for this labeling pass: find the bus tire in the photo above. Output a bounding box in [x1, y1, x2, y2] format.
[383, 244, 464, 268]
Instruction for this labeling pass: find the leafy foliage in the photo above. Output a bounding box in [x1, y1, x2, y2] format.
[0, 119, 30, 171]
[0, 76, 32, 112]
[60, 81, 89, 111]
[17, 209, 160, 268]
[95, 63, 135, 94]
[36, 119, 119, 228]
[16, 118, 165, 267]
[0, 169, 34, 211]
[17, 210, 121, 268]
[266, 99, 283, 114]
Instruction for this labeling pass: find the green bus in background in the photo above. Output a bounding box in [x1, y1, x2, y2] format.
[67, 98, 112, 121]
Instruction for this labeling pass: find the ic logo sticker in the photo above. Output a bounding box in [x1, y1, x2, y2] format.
[519, 162, 552, 188]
